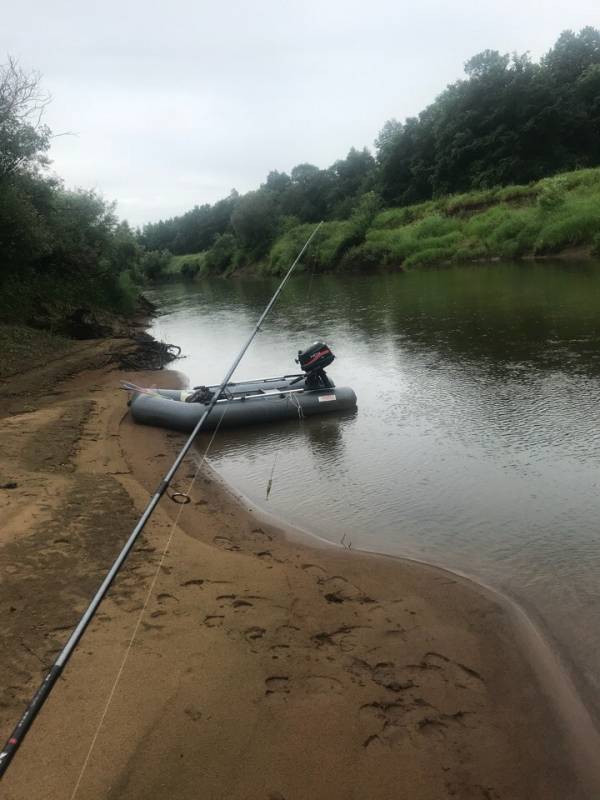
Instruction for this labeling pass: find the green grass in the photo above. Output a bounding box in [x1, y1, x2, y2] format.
[338, 167, 600, 271]
[189, 166, 600, 276]
[166, 252, 208, 279]
[266, 221, 353, 275]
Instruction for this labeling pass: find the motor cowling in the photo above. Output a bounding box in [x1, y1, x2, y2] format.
[296, 341, 335, 373]
[295, 341, 335, 389]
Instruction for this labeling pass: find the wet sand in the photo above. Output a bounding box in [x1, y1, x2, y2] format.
[0, 345, 597, 799]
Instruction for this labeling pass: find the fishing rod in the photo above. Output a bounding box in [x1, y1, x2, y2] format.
[0, 221, 323, 779]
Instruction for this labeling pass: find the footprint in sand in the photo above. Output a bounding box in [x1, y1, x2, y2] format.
[321, 575, 375, 605]
[157, 592, 179, 604]
[245, 626, 266, 642]
[213, 536, 240, 551]
[422, 651, 484, 690]
[215, 594, 254, 611]
[313, 625, 364, 653]
[181, 578, 205, 587]
[274, 625, 300, 646]
[204, 615, 225, 628]
[351, 658, 415, 693]
[233, 599, 253, 609]
[265, 676, 290, 695]
[300, 563, 327, 580]
[255, 549, 282, 565]
[247, 527, 272, 543]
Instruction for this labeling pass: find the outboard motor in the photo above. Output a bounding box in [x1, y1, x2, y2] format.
[295, 340, 335, 389]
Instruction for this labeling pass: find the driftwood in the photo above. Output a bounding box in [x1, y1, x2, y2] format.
[113, 333, 182, 370]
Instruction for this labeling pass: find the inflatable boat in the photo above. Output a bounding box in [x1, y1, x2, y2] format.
[126, 341, 357, 433]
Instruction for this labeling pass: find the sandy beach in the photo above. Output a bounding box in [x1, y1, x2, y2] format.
[0, 341, 597, 799]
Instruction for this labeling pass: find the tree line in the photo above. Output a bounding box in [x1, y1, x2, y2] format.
[0, 58, 150, 323]
[2, 26, 599, 316]
[140, 27, 600, 274]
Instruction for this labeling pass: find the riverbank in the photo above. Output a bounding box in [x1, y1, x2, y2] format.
[0, 347, 596, 798]
[154, 167, 600, 282]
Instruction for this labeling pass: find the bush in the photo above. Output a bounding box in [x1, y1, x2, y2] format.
[411, 214, 460, 239]
[204, 233, 237, 273]
[534, 211, 600, 252]
[404, 247, 454, 268]
[483, 207, 540, 255]
[140, 249, 171, 281]
[371, 201, 435, 229]
[452, 240, 489, 261]
[114, 270, 139, 311]
[338, 241, 390, 270]
[537, 177, 568, 211]
[180, 261, 201, 280]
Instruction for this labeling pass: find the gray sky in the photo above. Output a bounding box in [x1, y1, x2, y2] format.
[3, 0, 598, 226]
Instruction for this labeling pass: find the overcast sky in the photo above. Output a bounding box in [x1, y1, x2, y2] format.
[3, 0, 598, 226]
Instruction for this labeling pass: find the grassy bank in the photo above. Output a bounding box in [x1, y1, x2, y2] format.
[168, 167, 600, 279]
[165, 252, 208, 280]
[263, 168, 600, 275]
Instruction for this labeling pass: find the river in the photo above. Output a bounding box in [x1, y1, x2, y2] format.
[148, 260, 600, 720]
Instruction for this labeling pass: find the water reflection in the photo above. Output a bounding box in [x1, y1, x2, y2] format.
[149, 260, 600, 719]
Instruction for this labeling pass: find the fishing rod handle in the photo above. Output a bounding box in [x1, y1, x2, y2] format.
[0, 665, 63, 778]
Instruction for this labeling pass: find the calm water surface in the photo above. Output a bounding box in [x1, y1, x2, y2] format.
[148, 262, 600, 716]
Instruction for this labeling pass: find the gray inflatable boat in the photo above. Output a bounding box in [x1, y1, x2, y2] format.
[127, 340, 357, 433]
[128, 376, 357, 433]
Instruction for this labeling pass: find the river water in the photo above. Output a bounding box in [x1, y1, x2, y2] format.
[148, 261, 600, 718]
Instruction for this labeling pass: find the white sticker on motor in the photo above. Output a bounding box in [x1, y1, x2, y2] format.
[318, 394, 337, 402]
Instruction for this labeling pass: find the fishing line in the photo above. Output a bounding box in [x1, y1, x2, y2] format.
[69, 408, 226, 800]
[0, 220, 323, 779]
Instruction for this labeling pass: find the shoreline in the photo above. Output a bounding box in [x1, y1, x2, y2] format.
[163, 247, 599, 283]
[0, 353, 597, 797]
[206, 448, 600, 790]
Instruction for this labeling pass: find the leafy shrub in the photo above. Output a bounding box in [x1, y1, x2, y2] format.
[537, 178, 568, 211]
[180, 261, 200, 280]
[451, 240, 489, 261]
[371, 201, 435, 229]
[444, 189, 498, 216]
[411, 214, 460, 239]
[338, 241, 390, 270]
[495, 184, 539, 204]
[140, 249, 171, 281]
[404, 247, 454, 268]
[534, 212, 600, 252]
[204, 233, 237, 272]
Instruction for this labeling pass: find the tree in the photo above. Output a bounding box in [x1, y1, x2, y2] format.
[0, 57, 51, 180]
[464, 49, 510, 78]
[262, 170, 291, 194]
[542, 27, 600, 81]
[329, 147, 376, 215]
[231, 189, 276, 257]
[374, 119, 403, 162]
[377, 27, 600, 203]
